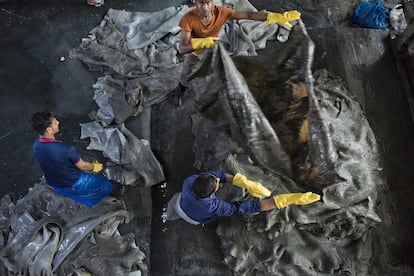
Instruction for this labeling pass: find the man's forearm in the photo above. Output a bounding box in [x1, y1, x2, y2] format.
[232, 10, 268, 21]
[74, 158, 94, 172]
[80, 162, 94, 172]
[83, 162, 94, 172]
[246, 11, 268, 21]
[225, 173, 234, 183]
[179, 43, 194, 55]
[260, 198, 277, 211]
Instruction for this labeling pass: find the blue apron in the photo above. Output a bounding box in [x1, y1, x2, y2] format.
[52, 172, 113, 207]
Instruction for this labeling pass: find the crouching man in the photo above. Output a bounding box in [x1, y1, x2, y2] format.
[31, 111, 113, 207]
[166, 171, 320, 225]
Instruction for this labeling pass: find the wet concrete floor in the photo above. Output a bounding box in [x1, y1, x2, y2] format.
[1, 0, 414, 274]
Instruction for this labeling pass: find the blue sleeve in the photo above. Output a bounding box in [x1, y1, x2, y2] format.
[212, 198, 261, 217]
[238, 199, 261, 214]
[67, 145, 80, 164]
[212, 198, 239, 217]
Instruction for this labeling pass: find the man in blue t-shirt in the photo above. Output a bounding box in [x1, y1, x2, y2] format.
[31, 111, 113, 207]
[167, 171, 321, 224]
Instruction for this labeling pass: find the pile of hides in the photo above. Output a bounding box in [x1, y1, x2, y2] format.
[0, 183, 147, 275]
[189, 22, 382, 275]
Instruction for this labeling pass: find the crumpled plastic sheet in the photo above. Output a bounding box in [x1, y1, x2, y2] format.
[188, 22, 382, 275]
[80, 122, 165, 186]
[69, 0, 280, 78]
[0, 183, 147, 275]
[69, 16, 158, 77]
[106, 6, 190, 50]
[90, 63, 182, 124]
[91, 75, 147, 126]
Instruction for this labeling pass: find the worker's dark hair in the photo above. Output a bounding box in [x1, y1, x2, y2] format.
[192, 174, 217, 198]
[31, 111, 54, 135]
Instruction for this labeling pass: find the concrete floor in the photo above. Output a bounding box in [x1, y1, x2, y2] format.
[1, 0, 414, 274]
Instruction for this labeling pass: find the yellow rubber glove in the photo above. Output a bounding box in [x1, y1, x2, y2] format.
[273, 192, 320, 209]
[232, 173, 271, 198]
[266, 10, 301, 29]
[191, 37, 218, 50]
[91, 160, 103, 173]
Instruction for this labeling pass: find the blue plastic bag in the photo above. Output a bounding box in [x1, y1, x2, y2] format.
[352, 0, 389, 29]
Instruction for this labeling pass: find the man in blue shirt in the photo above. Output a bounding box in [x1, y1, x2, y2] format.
[167, 171, 321, 224]
[31, 111, 113, 207]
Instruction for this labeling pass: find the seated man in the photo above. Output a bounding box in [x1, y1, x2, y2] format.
[31, 111, 113, 207]
[166, 171, 320, 225]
